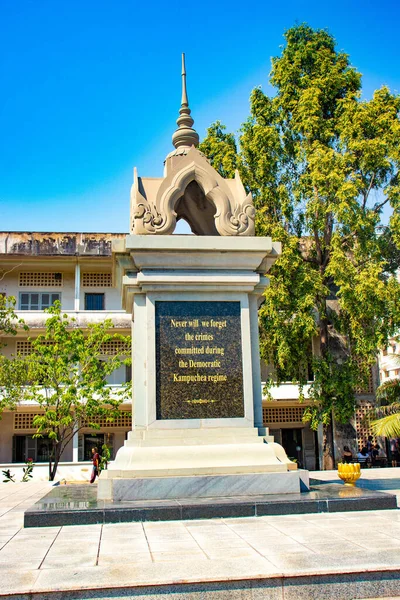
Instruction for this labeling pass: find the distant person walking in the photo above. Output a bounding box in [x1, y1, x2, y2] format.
[390, 438, 399, 467]
[371, 443, 380, 466]
[90, 447, 100, 483]
[366, 435, 374, 458]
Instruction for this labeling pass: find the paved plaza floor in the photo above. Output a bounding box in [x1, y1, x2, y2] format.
[1, 470, 400, 598]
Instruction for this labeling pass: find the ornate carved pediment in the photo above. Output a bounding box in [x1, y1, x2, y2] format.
[130, 54, 255, 237]
[131, 147, 255, 237]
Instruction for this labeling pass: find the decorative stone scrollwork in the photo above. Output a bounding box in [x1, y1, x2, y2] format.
[131, 148, 255, 237]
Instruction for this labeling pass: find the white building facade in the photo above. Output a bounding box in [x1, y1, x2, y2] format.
[0, 231, 132, 467]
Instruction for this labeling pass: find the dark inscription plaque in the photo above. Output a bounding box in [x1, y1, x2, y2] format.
[155, 301, 244, 420]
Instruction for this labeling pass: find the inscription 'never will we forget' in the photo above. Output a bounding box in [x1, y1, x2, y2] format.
[155, 301, 244, 420]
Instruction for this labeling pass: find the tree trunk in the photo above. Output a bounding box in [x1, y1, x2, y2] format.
[318, 296, 335, 470]
[48, 441, 60, 482]
[322, 420, 335, 470]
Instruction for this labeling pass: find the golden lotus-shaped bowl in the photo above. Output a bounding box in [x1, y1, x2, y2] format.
[337, 462, 361, 486]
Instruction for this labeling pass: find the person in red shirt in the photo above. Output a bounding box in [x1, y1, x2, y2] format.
[90, 447, 100, 483]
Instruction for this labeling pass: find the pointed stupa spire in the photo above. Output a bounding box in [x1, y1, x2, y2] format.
[172, 53, 199, 149]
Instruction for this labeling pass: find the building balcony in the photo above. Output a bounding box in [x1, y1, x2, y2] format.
[263, 382, 311, 401]
[14, 310, 131, 330]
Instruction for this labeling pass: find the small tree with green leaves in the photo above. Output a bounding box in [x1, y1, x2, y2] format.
[0, 295, 29, 412]
[3, 303, 131, 481]
[0, 294, 28, 343]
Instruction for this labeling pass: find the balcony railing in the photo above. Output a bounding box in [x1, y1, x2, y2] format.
[14, 310, 131, 329]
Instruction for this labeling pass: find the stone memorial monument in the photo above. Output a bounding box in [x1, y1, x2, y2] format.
[98, 55, 309, 501]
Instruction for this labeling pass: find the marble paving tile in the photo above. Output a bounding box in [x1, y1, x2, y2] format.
[148, 541, 203, 551]
[201, 547, 261, 559]
[287, 532, 343, 544]
[269, 523, 326, 533]
[377, 511, 400, 520]
[225, 518, 264, 524]
[41, 548, 98, 569]
[302, 513, 347, 520]
[196, 538, 250, 550]
[59, 523, 102, 532]
[244, 536, 305, 547]
[143, 522, 187, 530]
[101, 531, 147, 542]
[323, 528, 388, 541]
[151, 550, 207, 562]
[383, 529, 400, 540]
[188, 530, 241, 539]
[0, 538, 53, 557]
[0, 528, 21, 538]
[249, 543, 307, 555]
[259, 547, 317, 558]
[56, 529, 101, 540]
[0, 568, 41, 595]
[231, 535, 287, 546]
[146, 531, 192, 540]
[228, 529, 283, 539]
[302, 541, 366, 554]
[100, 540, 149, 553]
[144, 527, 192, 538]
[16, 526, 61, 536]
[102, 524, 144, 535]
[355, 537, 400, 550]
[97, 551, 153, 565]
[266, 552, 344, 573]
[101, 530, 148, 540]
[13, 533, 59, 545]
[183, 519, 227, 526]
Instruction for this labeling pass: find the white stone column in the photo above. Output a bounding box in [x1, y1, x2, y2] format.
[249, 294, 264, 431]
[72, 425, 79, 463]
[133, 294, 147, 428]
[74, 262, 81, 311]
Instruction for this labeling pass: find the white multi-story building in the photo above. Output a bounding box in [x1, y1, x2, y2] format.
[0, 231, 132, 466]
[380, 338, 400, 382]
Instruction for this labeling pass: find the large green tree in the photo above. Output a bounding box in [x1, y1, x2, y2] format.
[1, 303, 131, 480]
[200, 24, 400, 468]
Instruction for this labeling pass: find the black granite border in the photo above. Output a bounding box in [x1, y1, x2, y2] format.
[24, 483, 397, 528]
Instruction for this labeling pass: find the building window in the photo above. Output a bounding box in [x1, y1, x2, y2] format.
[19, 292, 61, 310]
[79, 433, 114, 461]
[84, 293, 105, 310]
[12, 435, 52, 463]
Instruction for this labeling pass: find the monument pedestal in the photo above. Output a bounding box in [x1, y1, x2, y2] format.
[97, 235, 309, 503]
[98, 427, 308, 500]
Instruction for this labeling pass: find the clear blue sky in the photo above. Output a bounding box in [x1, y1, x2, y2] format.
[1, 0, 399, 233]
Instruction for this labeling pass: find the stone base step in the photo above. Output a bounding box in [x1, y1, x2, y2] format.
[98, 470, 309, 501]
